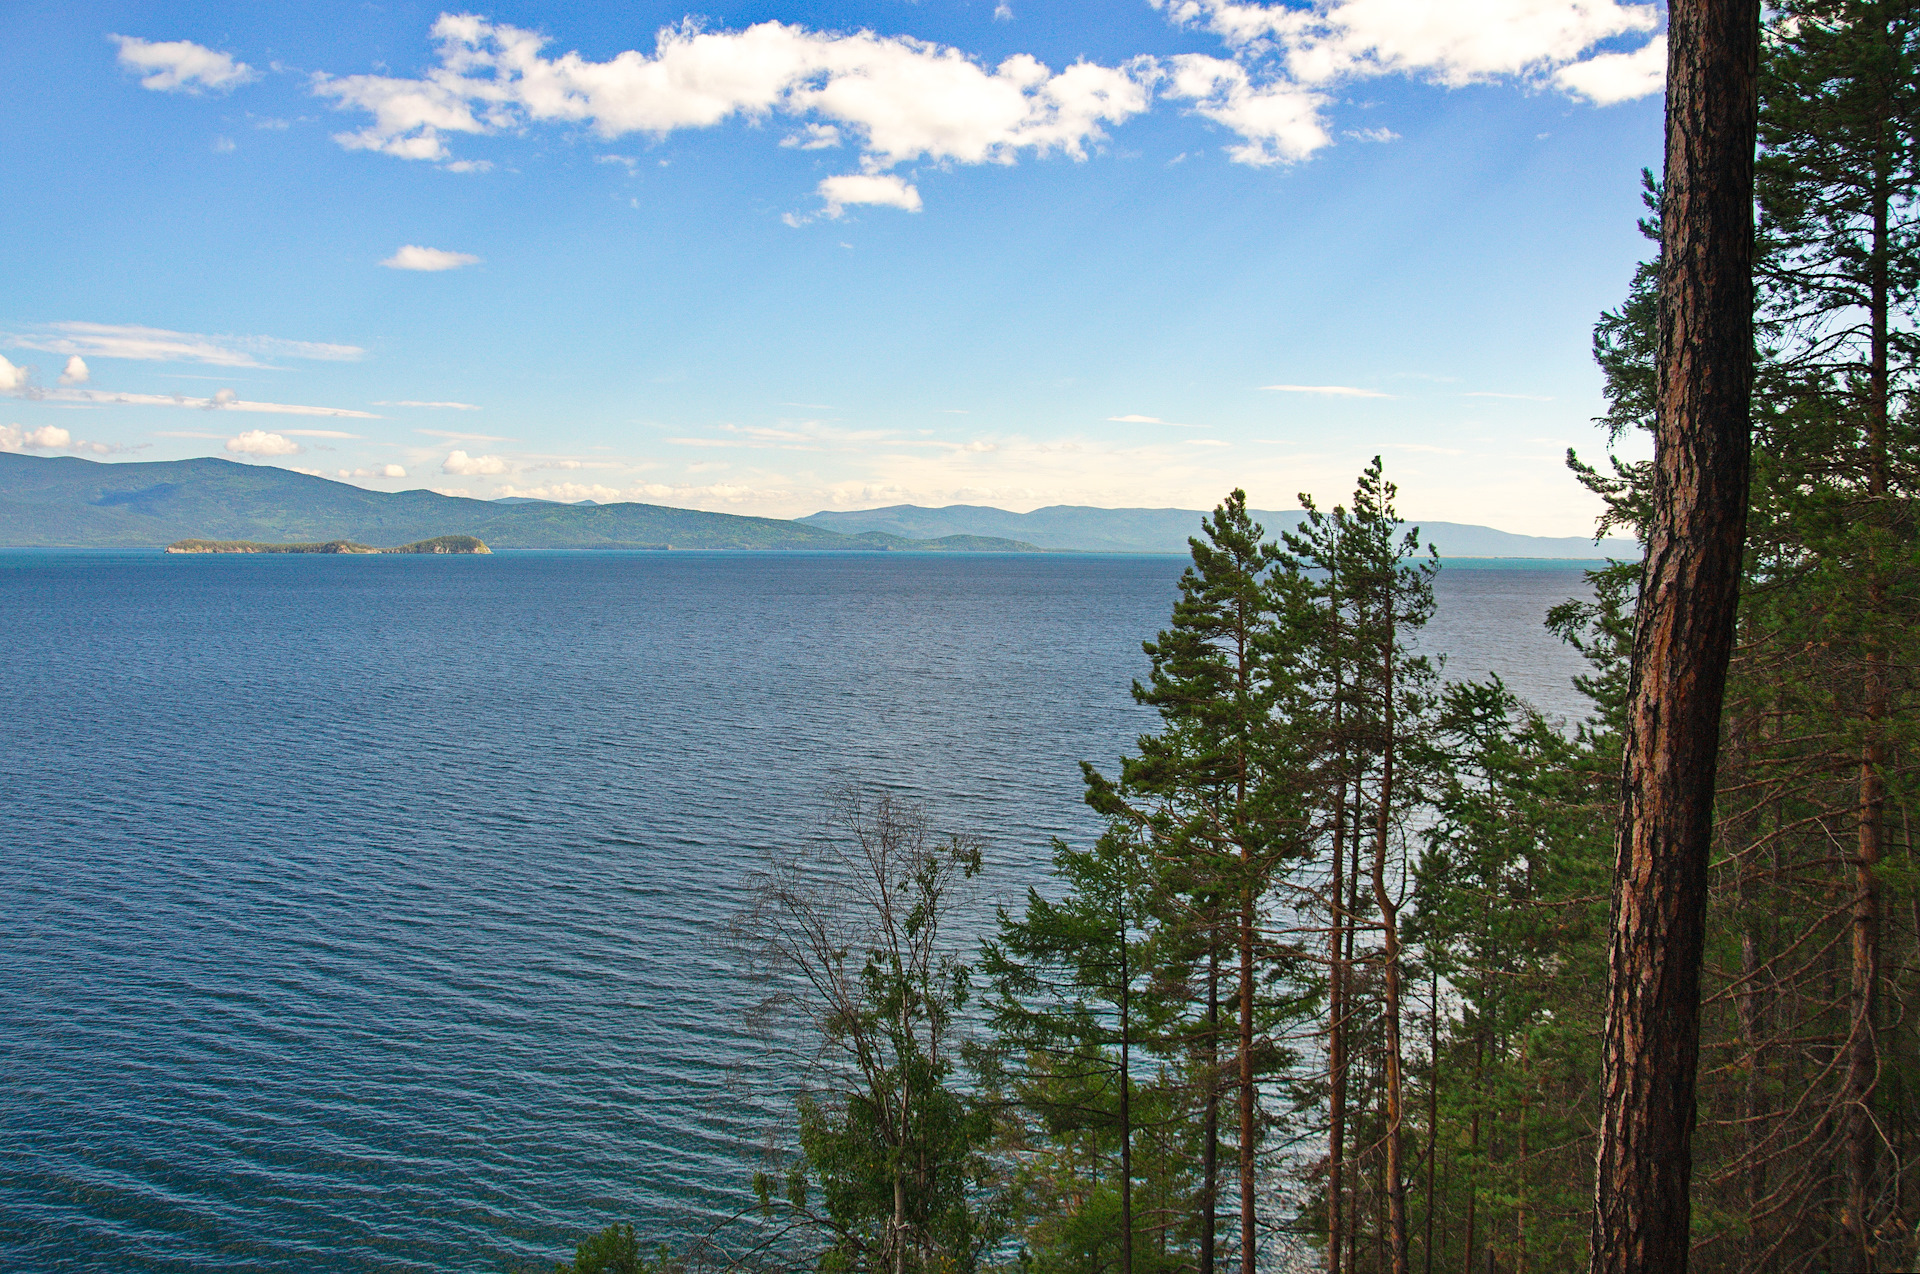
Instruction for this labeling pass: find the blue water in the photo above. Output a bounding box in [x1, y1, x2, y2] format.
[0, 551, 1591, 1272]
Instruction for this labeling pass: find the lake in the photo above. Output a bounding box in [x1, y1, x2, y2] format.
[0, 550, 1595, 1272]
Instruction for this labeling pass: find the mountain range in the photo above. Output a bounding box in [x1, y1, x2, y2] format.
[0, 454, 1629, 559]
[0, 455, 1035, 551]
[798, 503, 1630, 558]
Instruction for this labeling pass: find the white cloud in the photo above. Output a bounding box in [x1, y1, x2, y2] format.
[381, 245, 481, 271]
[111, 35, 258, 94]
[59, 356, 89, 385]
[442, 449, 511, 475]
[278, 429, 362, 438]
[418, 428, 512, 441]
[311, 15, 1154, 194]
[295, 6, 1659, 197]
[495, 482, 625, 502]
[782, 123, 843, 149]
[0, 424, 69, 451]
[0, 357, 29, 391]
[1262, 382, 1393, 397]
[1554, 34, 1666, 104]
[1162, 56, 1329, 164]
[375, 400, 481, 409]
[1345, 126, 1399, 142]
[26, 388, 378, 417]
[339, 464, 409, 479]
[0, 422, 119, 455]
[5, 322, 364, 367]
[1109, 414, 1165, 422]
[1158, 0, 1659, 87]
[819, 173, 923, 217]
[226, 430, 302, 456]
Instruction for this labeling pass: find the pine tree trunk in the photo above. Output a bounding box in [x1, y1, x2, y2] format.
[1590, 1, 1758, 1269]
[1204, 950, 1221, 1274]
[1465, 1033, 1483, 1274]
[1374, 636, 1411, 1274]
[1121, 923, 1135, 1274]
[1844, 133, 1894, 1274]
[1240, 884, 1258, 1274]
[1426, 968, 1439, 1274]
[1329, 766, 1350, 1274]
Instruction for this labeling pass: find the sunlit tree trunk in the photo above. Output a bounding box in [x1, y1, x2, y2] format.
[1590, 1, 1759, 1269]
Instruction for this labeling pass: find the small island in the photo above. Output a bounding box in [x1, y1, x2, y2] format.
[165, 535, 491, 555]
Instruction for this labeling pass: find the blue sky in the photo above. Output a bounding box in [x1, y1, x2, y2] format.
[1, 0, 1665, 534]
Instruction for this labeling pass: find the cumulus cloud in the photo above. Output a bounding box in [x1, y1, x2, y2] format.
[819, 174, 923, 217]
[311, 15, 1155, 193]
[381, 245, 481, 271]
[340, 464, 409, 479]
[1, 424, 74, 452]
[1162, 56, 1329, 163]
[289, 4, 1664, 192]
[226, 430, 302, 455]
[1554, 34, 1666, 104]
[111, 35, 258, 94]
[0, 357, 29, 392]
[442, 449, 511, 475]
[58, 356, 89, 385]
[5, 322, 364, 367]
[1157, 0, 1659, 87]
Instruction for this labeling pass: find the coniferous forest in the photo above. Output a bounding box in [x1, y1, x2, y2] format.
[556, 3, 1920, 1271]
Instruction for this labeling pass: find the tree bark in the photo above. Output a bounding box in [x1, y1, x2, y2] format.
[1844, 108, 1894, 1273]
[1374, 632, 1411, 1274]
[1590, 2, 1758, 1270]
[1328, 750, 1350, 1274]
[1204, 950, 1220, 1274]
[1121, 893, 1135, 1274]
[1240, 882, 1258, 1274]
[1425, 967, 1439, 1274]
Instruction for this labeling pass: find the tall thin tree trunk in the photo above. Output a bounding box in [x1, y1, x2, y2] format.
[1465, 1033, 1483, 1274]
[1120, 886, 1135, 1274]
[1374, 632, 1411, 1274]
[1205, 949, 1221, 1274]
[1590, 1, 1758, 1269]
[1240, 881, 1258, 1274]
[1347, 812, 1365, 1274]
[1844, 137, 1893, 1274]
[1426, 966, 1440, 1274]
[1329, 758, 1351, 1274]
[1516, 1033, 1530, 1274]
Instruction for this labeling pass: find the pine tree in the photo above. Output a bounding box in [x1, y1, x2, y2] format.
[1087, 490, 1303, 1274]
[977, 823, 1187, 1274]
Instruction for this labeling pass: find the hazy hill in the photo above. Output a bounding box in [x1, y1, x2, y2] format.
[798, 503, 1632, 558]
[0, 455, 1038, 551]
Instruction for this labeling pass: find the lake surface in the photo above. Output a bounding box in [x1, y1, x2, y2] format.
[0, 551, 1594, 1272]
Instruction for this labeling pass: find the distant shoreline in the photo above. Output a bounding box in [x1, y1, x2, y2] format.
[164, 535, 492, 555]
